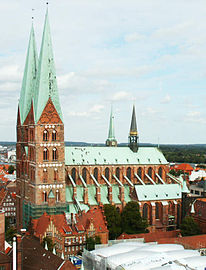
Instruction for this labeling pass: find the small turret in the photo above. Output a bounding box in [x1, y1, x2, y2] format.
[128, 105, 139, 152]
[106, 106, 117, 147]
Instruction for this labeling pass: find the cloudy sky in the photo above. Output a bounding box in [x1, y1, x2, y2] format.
[0, 0, 206, 144]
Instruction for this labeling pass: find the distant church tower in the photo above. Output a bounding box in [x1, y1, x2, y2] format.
[106, 106, 117, 147]
[128, 105, 139, 152]
[16, 10, 67, 230]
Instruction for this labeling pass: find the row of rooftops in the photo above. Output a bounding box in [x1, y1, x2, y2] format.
[33, 207, 108, 238]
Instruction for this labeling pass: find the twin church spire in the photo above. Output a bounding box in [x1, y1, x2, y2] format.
[18, 9, 62, 125]
[106, 104, 139, 152]
[19, 9, 139, 152]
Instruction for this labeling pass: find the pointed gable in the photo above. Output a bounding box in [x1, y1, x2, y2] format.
[34, 9, 63, 123]
[19, 23, 38, 125]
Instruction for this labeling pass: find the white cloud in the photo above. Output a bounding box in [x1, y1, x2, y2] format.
[111, 91, 131, 101]
[124, 33, 144, 43]
[161, 94, 171, 104]
[67, 104, 104, 118]
[184, 111, 206, 124]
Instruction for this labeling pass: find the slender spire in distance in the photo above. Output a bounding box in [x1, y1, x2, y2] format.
[129, 104, 139, 152]
[19, 22, 38, 124]
[130, 104, 137, 136]
[106, 105, 117, 147]
[34, 7, 63, 123]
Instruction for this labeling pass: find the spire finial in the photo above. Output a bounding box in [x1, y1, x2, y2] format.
[31, 8, 34, 21]
[129, 104, 139, 152]
[106, 105, 117, 147]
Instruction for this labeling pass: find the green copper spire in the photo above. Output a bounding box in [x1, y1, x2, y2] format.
[19, 23, 38, 124]
[34, 9, 63, 122]
[129, 104, 139, 152]
[106, 106, 117, 147]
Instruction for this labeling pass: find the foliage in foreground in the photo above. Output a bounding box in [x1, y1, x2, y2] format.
[180, 216, 201, 236]
[103, 204, 121, 239]
[104, 201, 148, 239]
[121, 201, 148, 235]
[86, 236, 101, 251]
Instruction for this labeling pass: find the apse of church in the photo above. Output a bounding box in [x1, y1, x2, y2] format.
[16, 9, 187, 232]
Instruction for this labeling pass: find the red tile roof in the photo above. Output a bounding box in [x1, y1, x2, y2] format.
[76, 207, 108, 234]
[118, 230, 180, 242]
[175, 163, 193, 171]
[158, 234, 206, 249]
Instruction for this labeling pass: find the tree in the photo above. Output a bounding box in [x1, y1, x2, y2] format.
[180, 216, 201, 236]
[86, 236, 101, 251]
[103, 204, 121, 239]
[5, 217, 16, 244]
[8, 165, 15, 174]
[41, 236, 55, 252]
[121, 201, 148, 234]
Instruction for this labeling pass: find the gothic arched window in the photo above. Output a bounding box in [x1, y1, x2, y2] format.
[155, 202, 160, 219]
[52, 148, 57, 160]
[126, 167, 131, 180]
[82, 167, 87, 182]
[43, 168, 47, 183]
[71, 168, 76, 183]
[143, 203, 148, 219]
[43, 130, 48, 141]
[94, 167, 98, 180]
[116, 167, 120, 179]
[158, 167, 163, 178]
[54, 168, 58, 181]
[43, 148, 48, 161]
[138, 167, 142, 179]
[105, 167, 110, 181]
[148, 167, 152, 178]
[52, 130, 57, 141]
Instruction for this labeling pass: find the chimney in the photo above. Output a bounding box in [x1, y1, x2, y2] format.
[0, 210, 5, 252]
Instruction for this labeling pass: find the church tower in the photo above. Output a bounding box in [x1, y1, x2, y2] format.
[128, 105, 139, 152]
[16, 10, 67, 230]
[106, 106, 117, 147]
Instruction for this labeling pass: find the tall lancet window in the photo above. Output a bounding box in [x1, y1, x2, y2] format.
[52, 130, 57, 141]
[43, 148, 48, 161]
[43, 130, 48, 141]
[56, 190, 59, 202]
[54, 168, 58, 181]
[52, 148, 57, 160]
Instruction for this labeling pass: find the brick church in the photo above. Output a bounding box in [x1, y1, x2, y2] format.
[16, 9, 187, 232]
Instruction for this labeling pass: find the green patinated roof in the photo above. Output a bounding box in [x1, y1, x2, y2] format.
[135, 184, 181, 201]
[65, 146, 168, 166]
[101, 185, 109, 204]
[66, 186, 73, 203]
[112, 184, 121, 204]
[77, 186, 84, 202]
[107, 106, 116, 141]
[19, 23, 38, 124]
[34, 9, 63, 123]
[124, 185, 131, 203]
[88, 185, 98, 205]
